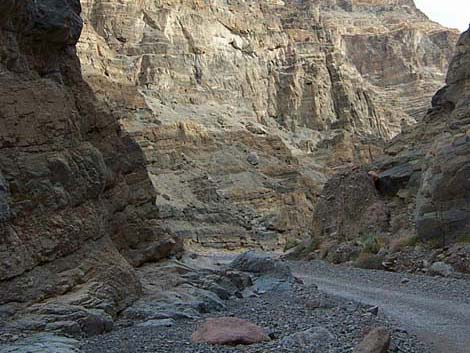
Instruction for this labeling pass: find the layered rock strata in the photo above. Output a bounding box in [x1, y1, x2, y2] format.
[78, 0, 458, 249]
[0, 0, 463, 348]
[313, 28, 470, 264]
[0, 0, 180, 340]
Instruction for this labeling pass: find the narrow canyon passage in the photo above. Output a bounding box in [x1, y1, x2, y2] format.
[2, 1, 470, 352]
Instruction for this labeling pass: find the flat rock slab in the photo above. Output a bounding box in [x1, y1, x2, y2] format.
[191, 317, 270, 345]
[137, 318, 175, 328]
[230, 251, 294, 293]
[0, 334, 79, 353]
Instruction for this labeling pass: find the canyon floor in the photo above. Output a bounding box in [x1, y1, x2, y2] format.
[294, 261, 470, 353]
[79, 255, 470, 353]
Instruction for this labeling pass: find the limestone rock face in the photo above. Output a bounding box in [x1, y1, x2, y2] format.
[318, 0, 458, 120]
[78, 0, 457, 249]
[0, 0, 180, 338]
[314, 29, 470, 249]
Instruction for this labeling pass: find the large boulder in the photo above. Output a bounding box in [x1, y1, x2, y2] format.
[191, 317, 270, 345]
[230, 252, 291, 277]
[230, 252, 294, 292]
[120, 260, 254, 324]
[312, 169, 393, 241]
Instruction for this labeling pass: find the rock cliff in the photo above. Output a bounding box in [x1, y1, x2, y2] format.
[0, 0, 464, 349]
[78, 0, 458, 250]
[0, 0, 180, 340]
[312, 28, 470, 272]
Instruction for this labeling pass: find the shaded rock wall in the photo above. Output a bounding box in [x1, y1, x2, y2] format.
[0, 0, 179, 337]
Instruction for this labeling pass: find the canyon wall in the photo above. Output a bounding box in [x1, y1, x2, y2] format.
[78, 0, 458, 249]
[312, 28, 470, 271]
[0, 0, 463, 346]
[0, 0, 180, 338]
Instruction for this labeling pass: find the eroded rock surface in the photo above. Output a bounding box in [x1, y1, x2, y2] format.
[77, 0, 458, 249]
[0, 0, 463, 350]
[0, 0, 180, 345]
[230, 251, 295, 293]
[312, 28, 470, 271]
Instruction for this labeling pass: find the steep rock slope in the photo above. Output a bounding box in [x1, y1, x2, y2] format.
[317, 0, 458, 119]
[312, 28, 470, 271]
[78, 0, 458, 249]
[0, 0, 180, 338]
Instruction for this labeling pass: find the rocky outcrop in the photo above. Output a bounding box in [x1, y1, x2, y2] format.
[0, 0, 180, 340]
[0, 0, 462, 350]
[77, 0, 458, 250]
[230, 251, 295, 293]
[313, 28, 470, 263]
[0, 0, 462, 336]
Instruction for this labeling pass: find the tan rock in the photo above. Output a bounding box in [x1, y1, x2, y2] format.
[353, 327, 391, 353]
[312, 29, 470, 256]
[192, 317, 270, 345]
[77, 0, 457, 251]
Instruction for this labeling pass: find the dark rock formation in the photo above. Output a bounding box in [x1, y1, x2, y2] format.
[230, 251, 294, 293]
[0, 0, 180, 340]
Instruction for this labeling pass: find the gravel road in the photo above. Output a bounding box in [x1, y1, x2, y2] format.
[292, 261, 470, 353]
[7, 255, 465, 353]
[81, 257, 439, 353]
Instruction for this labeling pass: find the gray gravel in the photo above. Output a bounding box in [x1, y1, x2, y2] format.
[293, 260, 470, 305]
[81, 261, 429, 353]
[291, 261, 470, 353]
